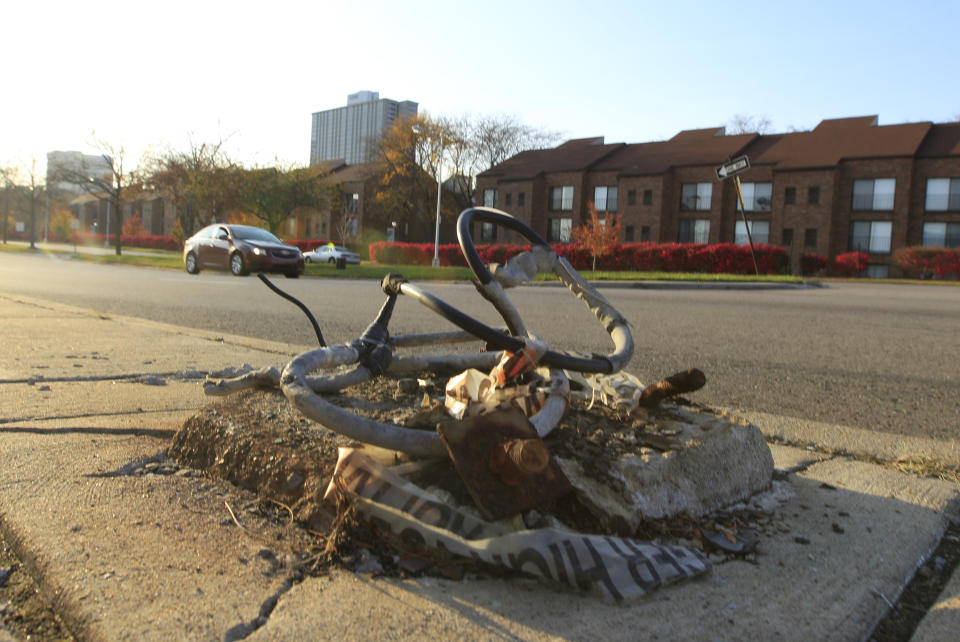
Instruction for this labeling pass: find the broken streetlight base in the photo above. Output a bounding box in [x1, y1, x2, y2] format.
[438, 407, 573, 522]
[192, 206, 775, 601]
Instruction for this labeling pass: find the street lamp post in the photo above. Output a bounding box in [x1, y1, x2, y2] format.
[412, 125, 443, 267]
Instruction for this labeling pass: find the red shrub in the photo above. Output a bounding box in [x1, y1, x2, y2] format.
[833, 251, 870, 277]
[70, 233, 180, 250]
[893, 246, 960, 279]
[367, 240, 789, 274]
[801, 253, 829, 275]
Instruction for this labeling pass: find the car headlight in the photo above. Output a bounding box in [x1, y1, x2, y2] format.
[252, 247, 265, 256]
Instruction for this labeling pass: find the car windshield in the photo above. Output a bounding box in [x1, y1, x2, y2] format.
[231, 226, 282, 243]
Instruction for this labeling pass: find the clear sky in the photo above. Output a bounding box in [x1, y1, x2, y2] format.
[3, 0, 958, 174]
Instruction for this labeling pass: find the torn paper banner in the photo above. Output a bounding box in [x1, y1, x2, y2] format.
[324, 448, 710, 603]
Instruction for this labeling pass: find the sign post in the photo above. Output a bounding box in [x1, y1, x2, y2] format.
[716, 155, 759, 276]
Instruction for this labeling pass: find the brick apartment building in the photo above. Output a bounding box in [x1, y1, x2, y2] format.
[475, 116, 960, 277]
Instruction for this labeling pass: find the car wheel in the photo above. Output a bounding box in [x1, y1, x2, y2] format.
[230, 253, 247, 276]
[284, 272, 300, 279]
[304, 256, 312, 264]
[328, 257, 336, 264]
[185, 252, 199, 274]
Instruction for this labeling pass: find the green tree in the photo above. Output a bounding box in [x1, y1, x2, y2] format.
[49, 206, 75, 241]
[239, 163, 332, 235]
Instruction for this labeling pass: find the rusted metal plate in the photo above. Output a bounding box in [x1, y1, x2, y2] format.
[437, 407, 572, 521]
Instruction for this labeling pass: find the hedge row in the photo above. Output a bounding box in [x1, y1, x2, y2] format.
[893, 246, 960, 279]
[71, 233, 180, 250]
[369, 241, 790, 274]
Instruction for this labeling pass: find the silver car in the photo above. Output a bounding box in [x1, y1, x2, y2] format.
[303, 245, 362, 265]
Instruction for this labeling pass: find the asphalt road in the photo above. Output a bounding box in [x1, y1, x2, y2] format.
[2, 250, 957, 441]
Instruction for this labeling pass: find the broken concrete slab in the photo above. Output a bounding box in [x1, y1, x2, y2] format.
[559, 405, 773, 527]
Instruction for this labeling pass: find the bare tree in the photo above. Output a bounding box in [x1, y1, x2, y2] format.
[0, 165, 15, 244]
[49, 135, 137, 256]
[141, 139, 239, 239]
[0, 162, 46, 249]
[726, 114, 773, 135]
[23, 161, 44, 249]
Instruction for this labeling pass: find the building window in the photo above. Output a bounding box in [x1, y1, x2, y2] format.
[549, 186, 574, 211]
[643, 189, 653, 205]
[627, 189, 637, 206]
[922, 222, 960, 247]
[782, 228, 794, 246]
[925, 178, 960, 211]
[483, 189, 498, 208]
[734, 220, 770, 245]
[594, 186, 618, 212]
[680, 183, 712, 211]
[345, 192, 359, 213]
[804, 228, 817, 248]
[785, 187, 796, 205]
[625, 225, 635, 241]
[740, 182, 773, 211]
[852, 179, 895, 211]
[505, 192, 512, 207]
[808, 186, 820, 205]
[641, 225, 651, 242]
[850, 221, 892, 253]
[547, 217, 573, 243]
[677, 219, 710, 244]
[480, 221, 497, 242]
[866, 265, 889, 278]
[518, 192, 525, 207]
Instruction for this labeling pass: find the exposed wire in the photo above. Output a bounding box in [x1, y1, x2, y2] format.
[257, 273, 326, 347]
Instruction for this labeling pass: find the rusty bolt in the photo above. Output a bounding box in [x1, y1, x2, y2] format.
[489, 438, 550, 485]
[638, 368, 706, 408]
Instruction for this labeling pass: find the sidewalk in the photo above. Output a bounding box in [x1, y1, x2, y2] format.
[5, 239, 168, 258]
[1, 292, 957, 640]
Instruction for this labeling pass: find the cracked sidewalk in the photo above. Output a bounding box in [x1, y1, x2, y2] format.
[1, 292, 959, 640]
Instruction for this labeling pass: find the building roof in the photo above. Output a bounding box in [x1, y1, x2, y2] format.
[595, 128, 757, 175]
[326, 161, 381, 183]
[480, 116, 955, 183]
[744, 116, 932, 169]
[478, 138, 626, 180]
[916, 123, 960, 158]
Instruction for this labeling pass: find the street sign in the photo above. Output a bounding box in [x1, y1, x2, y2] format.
[716, 155, 751, 180]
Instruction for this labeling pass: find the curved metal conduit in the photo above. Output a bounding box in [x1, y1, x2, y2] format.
[213, 208, 634, 458]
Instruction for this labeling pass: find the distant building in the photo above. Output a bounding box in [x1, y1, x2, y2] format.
[46, 151, 113, 194]
[475, 116, 960, 277]
[310, 91, 418, 166]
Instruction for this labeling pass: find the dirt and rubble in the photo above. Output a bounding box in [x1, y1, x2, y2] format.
[168, 375, 768, 567]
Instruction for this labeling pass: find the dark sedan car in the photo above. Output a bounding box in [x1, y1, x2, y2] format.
[183, 224, 304, 277]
